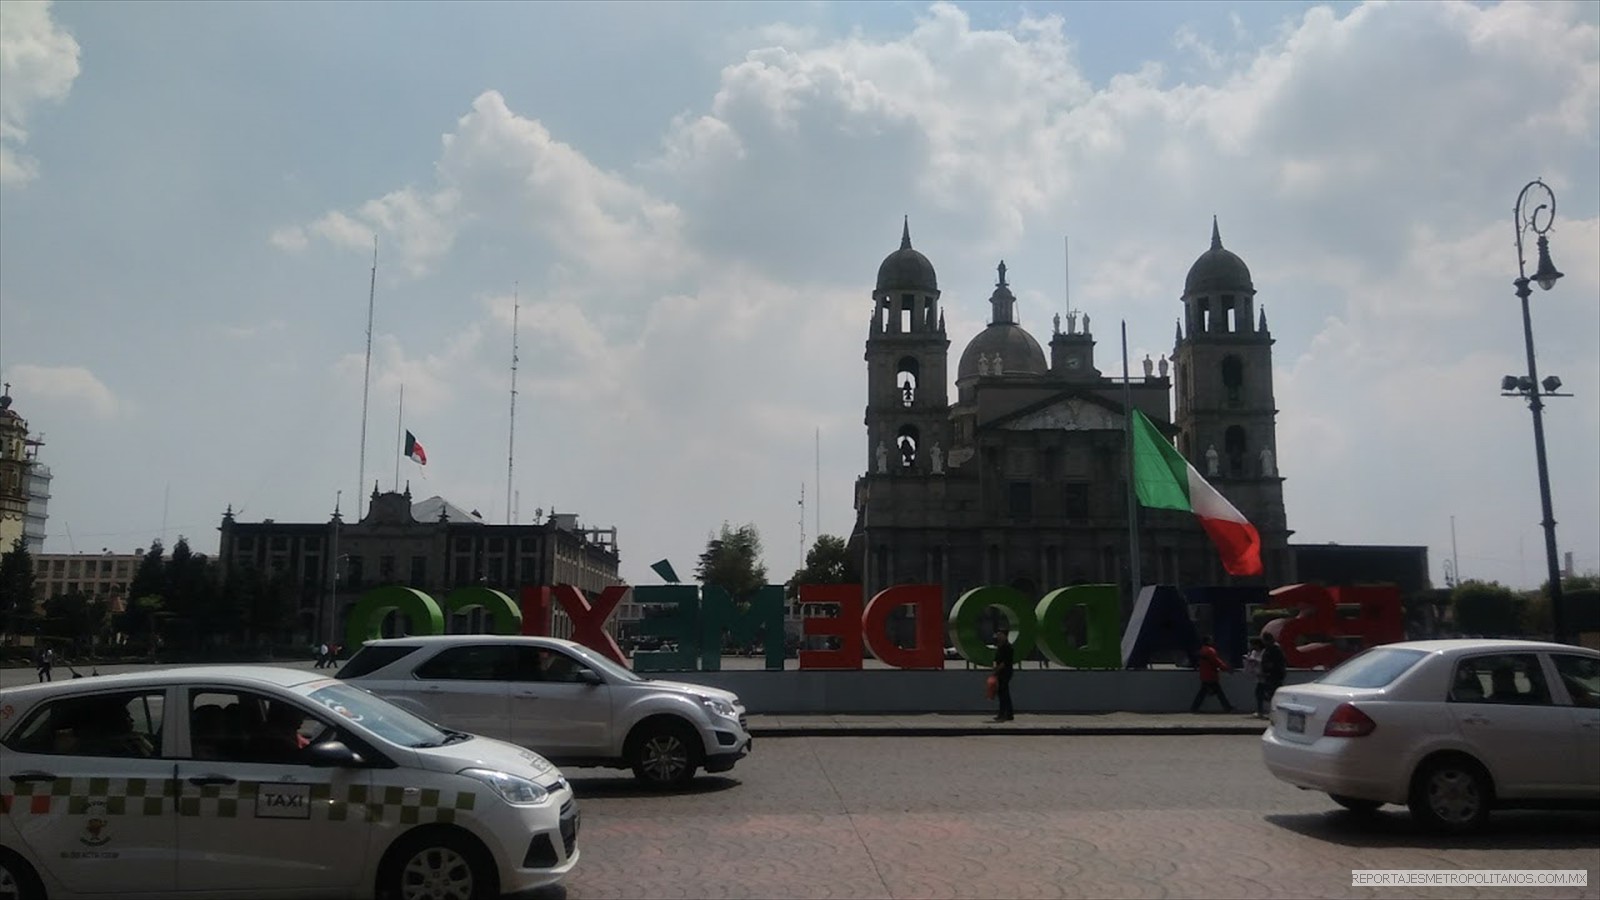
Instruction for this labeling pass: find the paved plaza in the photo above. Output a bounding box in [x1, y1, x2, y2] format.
[554, 734, 1598, 900]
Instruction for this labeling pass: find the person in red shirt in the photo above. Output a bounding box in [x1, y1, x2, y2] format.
[1189, 634, 1236, 713]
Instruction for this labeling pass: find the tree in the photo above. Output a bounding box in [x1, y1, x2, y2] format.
[695, 522, 767, 598]
[1452, 580, 1521, 637]
[41, 591, 112, 654]
[785, 535, 858, 598]
[120, 542, 166, 643]
[0, 536, 36, 635]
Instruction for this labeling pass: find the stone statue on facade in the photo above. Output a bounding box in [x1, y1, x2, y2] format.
[1066, 310, 1078, 334]
[1082, 314, 1090, 333]
[1158, 354, 1169, 378]
[1053, 312, 1061, 335]
[1142, 354, 1154, 377]
[1259, 446, 1275, 477]
[977, 353, 989, 376]
[876, 441, 888, 474]
[899, 436, 915, 468]
[1205, 444, 1220, 477]
[992, 352, 1003, 374]
[930, 443, 944, 474]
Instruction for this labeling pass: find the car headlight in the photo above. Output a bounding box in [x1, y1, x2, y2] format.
[699, 696, 736, 719]
[459, 768, 549, 805]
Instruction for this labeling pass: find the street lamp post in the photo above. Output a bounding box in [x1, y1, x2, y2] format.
[1503, 179, 1569, 643]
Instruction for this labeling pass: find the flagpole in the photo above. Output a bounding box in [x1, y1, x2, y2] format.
[1122, 321, 1143, 602]
[394, 384, 404, 491]
[358, 237, 377, 518]
[507, 282, 520, 525]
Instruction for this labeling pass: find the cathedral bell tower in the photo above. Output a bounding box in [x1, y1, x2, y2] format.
[1172, 218, 1291, 578]
[865, 218, 950, 476]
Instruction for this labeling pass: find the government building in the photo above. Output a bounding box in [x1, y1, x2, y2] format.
[217, 485, 625, 644]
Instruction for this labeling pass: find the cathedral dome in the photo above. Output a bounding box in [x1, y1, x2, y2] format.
[876, 218, 938, 293]
[958, 323, 1047, 380]
[1184, 217, 1253, 295]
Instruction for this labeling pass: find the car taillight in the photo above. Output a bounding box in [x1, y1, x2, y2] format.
[1323, 703, 1377, 737]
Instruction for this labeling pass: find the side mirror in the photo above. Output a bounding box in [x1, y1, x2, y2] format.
[305, 740, 364, 768]
[574, 668, 604, 686]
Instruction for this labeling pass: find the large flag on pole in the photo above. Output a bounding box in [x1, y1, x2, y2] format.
[1129, 408, 1261, 576]
[404, 431, 427, 466]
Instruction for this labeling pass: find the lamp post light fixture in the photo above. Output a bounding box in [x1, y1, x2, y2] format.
[1502, 178, 1570, 643]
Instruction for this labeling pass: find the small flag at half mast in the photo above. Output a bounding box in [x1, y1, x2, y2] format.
[404, 431, 427, 466]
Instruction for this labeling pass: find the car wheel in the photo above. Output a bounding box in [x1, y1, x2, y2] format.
[629, 718, 703, 789]
[1329, 794, 1383, 814]
[0, 848, 44, 900]
[1409, 757, 1492, 833]
[379, 829, 498, 900]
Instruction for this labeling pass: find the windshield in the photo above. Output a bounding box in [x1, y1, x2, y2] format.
[568, 644, 645, 683]
[303, 682, 453, 749]
[1318, 647, 1428, 689]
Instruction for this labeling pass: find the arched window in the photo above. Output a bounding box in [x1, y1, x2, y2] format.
[1221, 356, 1244, 406]
[897, 356, 921, 407]
[1224, 425, 1248, 477]
[896, 424, 920, 469]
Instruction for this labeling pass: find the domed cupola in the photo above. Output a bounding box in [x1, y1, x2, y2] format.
[876, 217, 939, 293]
[1184, 217, 1254, 297]
[957, 261, 1047, 380]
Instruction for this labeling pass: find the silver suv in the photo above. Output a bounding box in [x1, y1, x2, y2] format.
[339, 635, 752, 788]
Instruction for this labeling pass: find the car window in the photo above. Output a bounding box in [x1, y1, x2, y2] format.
[189, 690, 332, 764]
[6, 690, 165, 758]
[512, 647, 589, 683]
[413, 645, 514, 681]
[336, 644, 422, 679]
[304, 682, 452, 749]
[1551, 654, 1600, 708]
[1450, 654, 1551, 705]
[1316, 647, 1427, 688]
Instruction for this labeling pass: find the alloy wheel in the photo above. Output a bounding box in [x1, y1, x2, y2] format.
[399, 845, 475, 900]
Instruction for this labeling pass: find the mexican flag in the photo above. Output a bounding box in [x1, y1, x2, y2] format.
[404, 431, 427, 466]
[1129, 408, 1262, 576]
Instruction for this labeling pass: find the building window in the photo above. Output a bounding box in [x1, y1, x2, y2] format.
[68, 560, 81, 577]
[379, 556, 395, 582]
[237, 536, 254, 552]
[1063, 483, 1089, 519]
[1008, 482, 1033, 520]
[271, 536, 288, 552]
[347, 557, 364, 591]
[520, 538, 537, 553]
[410, 556, 427, 586]
[454, 558, 471, 585]
[486, 557, 503, 586]
[519, 556, 537, 584]
[455, 537, 472, 552]
[1221, 356, 1244, 407]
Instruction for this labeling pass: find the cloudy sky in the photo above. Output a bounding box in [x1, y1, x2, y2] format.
[2, 0, 1596, 591]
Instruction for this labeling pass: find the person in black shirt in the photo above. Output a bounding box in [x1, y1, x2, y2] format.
[992, 630, 1016, 722]
[1258, 631, 1287, 718]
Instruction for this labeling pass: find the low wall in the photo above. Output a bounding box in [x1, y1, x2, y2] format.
[651, 667, 1323, 715]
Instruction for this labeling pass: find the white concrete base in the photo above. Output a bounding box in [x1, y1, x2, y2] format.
[655, 668, 1321, 715]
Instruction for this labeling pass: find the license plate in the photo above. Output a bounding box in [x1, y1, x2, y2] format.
[1287, 711, 1306, 733]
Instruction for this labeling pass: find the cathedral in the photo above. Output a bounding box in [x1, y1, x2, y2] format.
[849, 219, 1293, 626]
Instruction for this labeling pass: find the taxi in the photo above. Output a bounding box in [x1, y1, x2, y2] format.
[0, 666, 579, 899]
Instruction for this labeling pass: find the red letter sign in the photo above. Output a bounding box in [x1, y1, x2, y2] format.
[551, 584, 628, 665]
[798, 584, 864, 670]
[862, 584, 945, 670]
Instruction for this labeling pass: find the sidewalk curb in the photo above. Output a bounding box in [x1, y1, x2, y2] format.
[748, 725, 1266, 738]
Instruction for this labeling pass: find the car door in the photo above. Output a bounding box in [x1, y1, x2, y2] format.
[174, 688, 372, 895]
[399, 644, 514, 741]
[1550, 652, 1600, 796]
[0, 687, 177, 895]
[508, 646, 611, 757]
[1447, 652, 1579, 798]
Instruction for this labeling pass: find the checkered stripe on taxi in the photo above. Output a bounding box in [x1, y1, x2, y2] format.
[2, 777, 172, 816]
[2, 778, 476, 824]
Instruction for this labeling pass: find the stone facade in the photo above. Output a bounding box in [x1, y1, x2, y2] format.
[217, 486, 623, 644]
[852, 220, 1293, 634]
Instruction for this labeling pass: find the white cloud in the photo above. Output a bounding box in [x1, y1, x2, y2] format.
[0, 0, 80, 187]
[3, 364, 117, 418]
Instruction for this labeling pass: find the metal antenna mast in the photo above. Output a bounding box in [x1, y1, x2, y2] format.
[799, 483, 806, 569]
[507, 283, 520, 524]
[358, 237, 378, 519]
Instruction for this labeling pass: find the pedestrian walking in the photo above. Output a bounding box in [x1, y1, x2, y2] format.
[1259, 631, 1287, 718]
[1189, 634, 1235, 713]
[1245, 636, 1267, 717]
[991, 630, 1015, 722]
[35, 645, 54, 683]
[314, 642, 329, 669]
